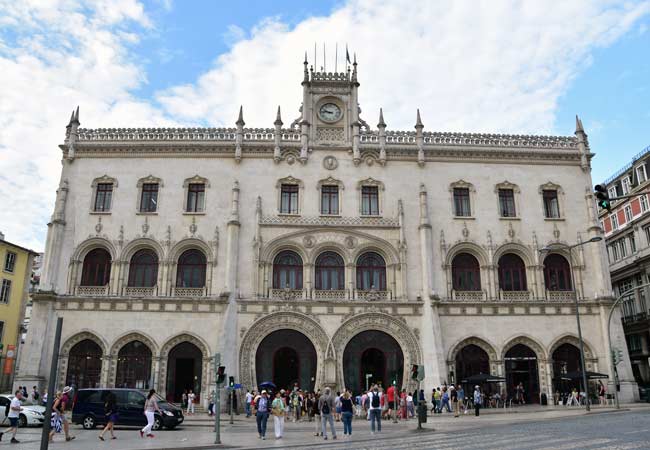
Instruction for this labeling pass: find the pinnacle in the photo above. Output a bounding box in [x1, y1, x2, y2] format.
[415, 109, 423, 128]
[377, 108, 386, 128]
[575, 114, 584, 133]
[236, 105, 245, 126]
[275, 106, 283, 126]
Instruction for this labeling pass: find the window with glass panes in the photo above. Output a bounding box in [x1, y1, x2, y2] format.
[280, 184, 299, 214]
[641, 195, 649, 213]
[629, 234, 637, 253]
[139, 183, 159, 212]
[453, 188, 471, 217]
[542, 190, 560, 218]
[0, 279, 11, 303]
[4, 251, 16, 272]
[361, 186, 379, 215]
[645, 226, 650, 245]
[625, 205, 633, 222]
[186, 183, 205, 212]
[611, 214, 619, 230]
[321, 185, 339, 215]
[94, 183, 113, 212]
[498, 189, 516, 217]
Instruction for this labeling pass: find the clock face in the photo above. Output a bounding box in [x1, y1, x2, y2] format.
[319, 103, 342, 122]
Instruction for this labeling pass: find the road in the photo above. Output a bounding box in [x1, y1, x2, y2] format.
[4, 407, 650, 449]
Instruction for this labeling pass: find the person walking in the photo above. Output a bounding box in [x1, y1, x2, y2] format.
[31, 386, 40, 404]
[98, 391, 118, 441]
[0, 390, 23, 443]
[473, 386, 482, 417]
[311, 392, 321, 436]
[367, 385, 382, 434]
[319, 387, 337, 440]
[271, 391, 285, 439]
[441, 387, 452, 413]
[187, 390, 195, 415]
[57, 386, 75, 442]
[245, 390, 253, 417]
[598, 381, 607, 406]
[256, 390, 270, 440]
[450, 386, 459, 417]
[140, 389, 162, 438]
[340, 390, 354, 437]
[182, 390, 188, 410]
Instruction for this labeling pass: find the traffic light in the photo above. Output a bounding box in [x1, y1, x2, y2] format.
[229, 376, 235, 388]
[617, 349, 624, 364]
[411, 364, 419, 381]
[611, 349, 624, 366]
[216, 366, 226, 384]
[594, 184, 612, 212]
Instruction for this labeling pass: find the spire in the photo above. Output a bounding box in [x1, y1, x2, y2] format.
[575, 114, 584, 134]
[74, 105, 80, 123]
[236, 105, 245, 126]
[274, 106, 283, 126]
[415, 109, 423, 129]
[303, 52, 309, 82]
[377, 108, 386, 128]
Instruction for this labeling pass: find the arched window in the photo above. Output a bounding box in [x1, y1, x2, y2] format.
[128, 249, 159, 287]
[544, 254, 572, 291]
[81, 248, 112, 286]
[273, 251, 303, 289]
[498, 253, 527, 291]
[452, 253, 481, 291]
[65, 339, 102, 388]
[315, 252, 345, 290]
[115, 340, 152, 389]
[176, 249, 206, 288]
[356, 252, 386, 290]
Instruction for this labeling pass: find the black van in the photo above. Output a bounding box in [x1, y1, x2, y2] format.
[72, 388, 184, 430]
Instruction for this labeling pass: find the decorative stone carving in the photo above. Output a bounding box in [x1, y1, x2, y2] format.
[316, 127, 344, 142]
[95, 217, 103, 235]
[462, 222, 470, 239]
[507, 222, 515, 239]
[553, 223, 561, 239]
[142, 216, 150, 236]
[323, 155, 338, 170]
[189, 217, 197, 236]
[303, 235, 316, 248]
[344, 236, 356, 249]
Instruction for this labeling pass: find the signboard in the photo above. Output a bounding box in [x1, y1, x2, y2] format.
[3, 345, 15, 374]
[234, 383, 242, 389]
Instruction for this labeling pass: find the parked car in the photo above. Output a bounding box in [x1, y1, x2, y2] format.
[0, 394, 45, 427]
[72, 388, 183, 430]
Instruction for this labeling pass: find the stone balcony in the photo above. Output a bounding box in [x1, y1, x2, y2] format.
[75, 285, 109, 296]
[545, 290, 576, 302]
[123, 286, 157, 297]
[452, 290, 487, 302]
[171, 287, 207, 297]
[499, 290, 533, 302]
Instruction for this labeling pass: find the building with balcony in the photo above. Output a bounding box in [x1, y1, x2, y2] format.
[599, 144, 650, 387]
[15, 58, 638, 404]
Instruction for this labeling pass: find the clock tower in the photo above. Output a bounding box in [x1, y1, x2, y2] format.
[297, 53, 365, 164]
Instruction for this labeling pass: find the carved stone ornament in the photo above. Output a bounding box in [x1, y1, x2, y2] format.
[323, 155, 338, 170]
[462, 222, 470, 239]
[508, 222, 515, 239]
[344, 236, 357, 249]
[189, 216, 197, 236]
[553, 223, 561, 239]
[118, 225, 124, 247]
[303, 235, 316, 248]
[95, 217, 103, 235]
[142, 216, 150, 235]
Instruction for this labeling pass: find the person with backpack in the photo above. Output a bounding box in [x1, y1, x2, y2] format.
[98, 391, 117, 441]
[318, 387, 336, 440]
[367, 385, 382, 434]
[340, 390, 355, 436]
[56, 386, 75, 442]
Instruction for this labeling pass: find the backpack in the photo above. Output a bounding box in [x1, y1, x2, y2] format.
[371, 393, 380, 408]
[321, 399, 330, 415]
[33, 391, 39, 401]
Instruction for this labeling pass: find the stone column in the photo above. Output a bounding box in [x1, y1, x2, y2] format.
[304, 263, 313, 299]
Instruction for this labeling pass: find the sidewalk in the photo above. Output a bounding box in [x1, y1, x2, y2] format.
[9, 404, 650, 450]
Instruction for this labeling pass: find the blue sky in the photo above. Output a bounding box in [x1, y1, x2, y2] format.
[0, 0, 649, 250]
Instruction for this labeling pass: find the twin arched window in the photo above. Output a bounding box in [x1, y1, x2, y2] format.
[498, 253, 527, 291]
[451, 253, 481, 291]
[543, 254, 572, 291]
[176, 249, 207, 288]
[271, 250, 387, 291]
[81, 248, 112, 286]
[128, 249, 158, 287]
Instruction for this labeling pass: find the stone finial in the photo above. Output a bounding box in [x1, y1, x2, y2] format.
[377, 108, 386, 128]
[72, 106, 80, 124]
[415, 109, 423, 129]
[236, 105, 245, 127]
[575, 114, 584, 134]
[274, 106, 283, 126]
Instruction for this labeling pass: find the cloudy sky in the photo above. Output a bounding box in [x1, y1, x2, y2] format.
[1, 0, 649, 251]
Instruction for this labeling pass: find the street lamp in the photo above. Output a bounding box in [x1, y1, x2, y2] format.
[539, 235, 602, 412]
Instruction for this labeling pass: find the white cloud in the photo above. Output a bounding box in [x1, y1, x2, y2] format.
[1, 0, 649, 250]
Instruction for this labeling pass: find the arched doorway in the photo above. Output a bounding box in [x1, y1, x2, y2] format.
[455, 344, 490, 382]
[115, 340, 152, 389]
[166, 342, 203, 402]
[255, 330, 317, 392]
[505, 344, 539, 404]
[552, 343, 581, 394]
[343, 331, 404, 394]
[65, 339, 103, 388]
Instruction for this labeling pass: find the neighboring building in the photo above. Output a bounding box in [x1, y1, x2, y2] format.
[16, 59, 638, 404]
[0, 232, 38, 391]
[599, 144, 650, 386]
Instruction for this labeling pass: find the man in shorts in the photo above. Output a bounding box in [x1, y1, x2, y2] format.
[59, 386, 76, 441]
[0, 390, 24, 443]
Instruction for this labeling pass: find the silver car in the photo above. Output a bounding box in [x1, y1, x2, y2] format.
[0, 395, 45, 427]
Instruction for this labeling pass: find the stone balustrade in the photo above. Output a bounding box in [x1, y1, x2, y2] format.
[172, 287, 206, 297]
[452, 290, 487, 302]
[76, 285, 109, 296]
[355, 290, 390, 301]
[124, 286, 157, 297]
[269, 288, 304, 301]
[313, 290, 348, 300]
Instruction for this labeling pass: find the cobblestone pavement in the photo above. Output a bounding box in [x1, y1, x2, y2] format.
[3, 406, 650, 449]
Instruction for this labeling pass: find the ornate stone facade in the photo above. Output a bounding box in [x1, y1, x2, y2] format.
[15, 59, 638, 404]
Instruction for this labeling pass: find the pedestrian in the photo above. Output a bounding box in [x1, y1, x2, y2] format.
[48, 392, 63, 442]
[98, 391, 118, 441]
[0, 390, 24, 443]
[270, 391, 285, 439]
[31, 386, 40, 403]
[140, 389, 162, 438]
[473, 386, 482, 417]
[368, 385, 382, 434]
[457, 385, 465, 415]
[598, 381, 607, 406]
[291, 390, 301, 422]
[441, 387, 452, 413]
[334, 391, 342, 422]
[319, 387, 337, 440]
[407, 392, 415, 418]
[245, 390, 253, 417]
[21, 386, 27, 398]
[311, 392, 321, 436]
[57, 386, 75, 442]
[42, 390, 48, 407]
[182, 390, 188, 410]
[450, 386, 458, 417]
[386, 383, 396, 420]
[340, 390, 355, 437]
[256, 390, 270, 440]
[434, 387, 442, 413]
[187, 390, 195, 415]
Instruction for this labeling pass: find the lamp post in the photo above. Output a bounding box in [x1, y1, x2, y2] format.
[540, 235, 602, 412]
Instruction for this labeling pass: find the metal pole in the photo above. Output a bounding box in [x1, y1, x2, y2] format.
[40, 317, 63, 450]
[230, 388, 234, 425]
[214, 353, 221, 445]
[567, 246, 591, 412]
